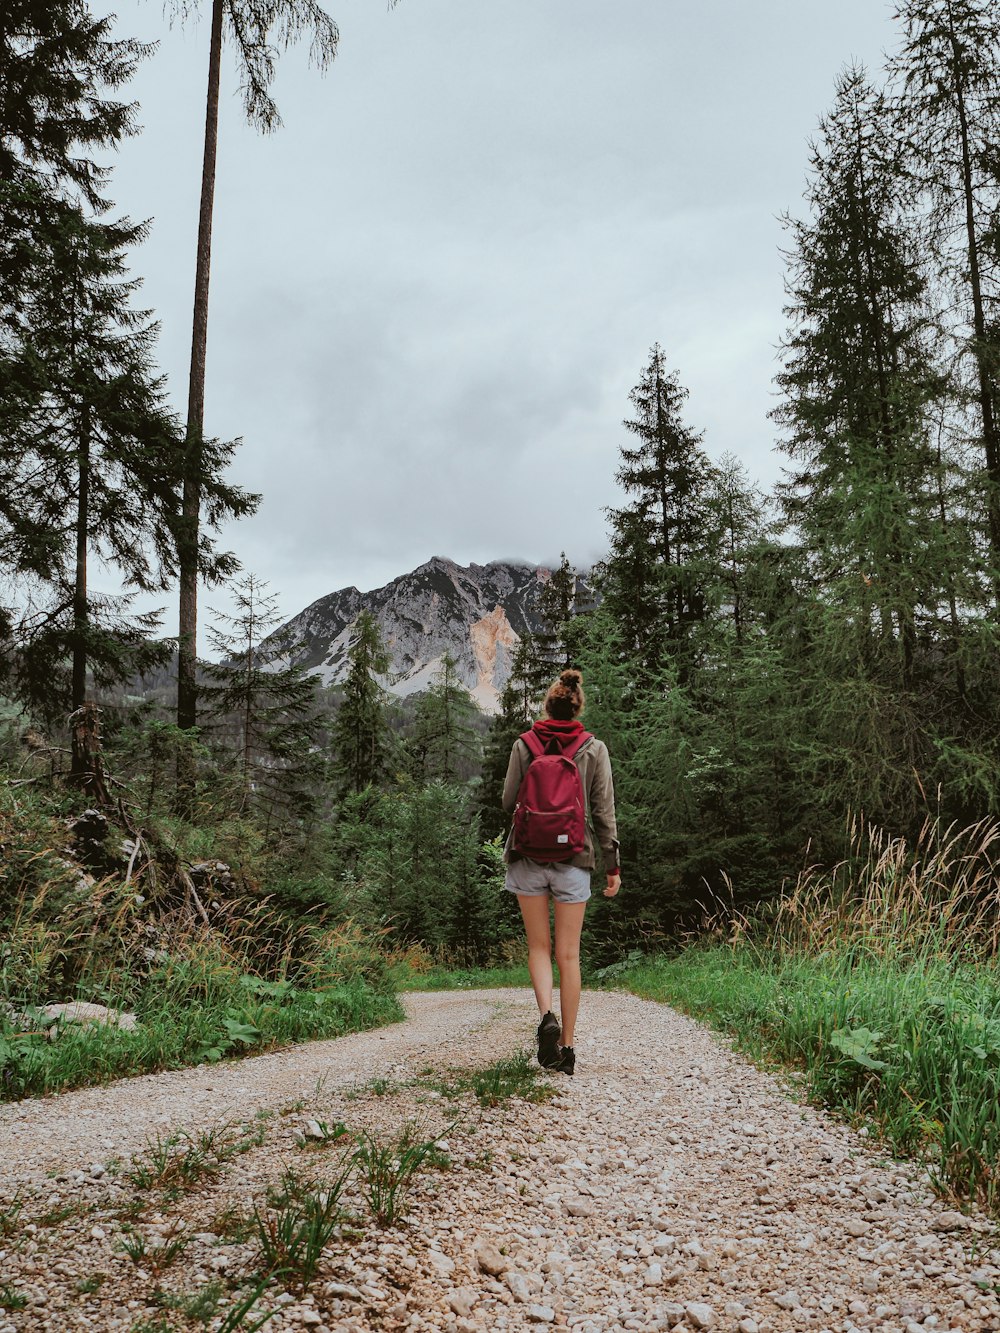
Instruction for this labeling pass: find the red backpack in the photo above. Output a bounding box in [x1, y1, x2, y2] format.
[512, 729, 592, 862]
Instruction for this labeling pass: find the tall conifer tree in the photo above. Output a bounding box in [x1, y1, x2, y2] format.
[330, 610, 394, 795]
[536, 553, 577, 670]
[202, 575, 322, 823]
[773, 66, 985, 825]
[890, 0, 1000, 602]
[408, 654, 480, 782]
[602, 345, 715, 676]
[171, 0, 341, 751]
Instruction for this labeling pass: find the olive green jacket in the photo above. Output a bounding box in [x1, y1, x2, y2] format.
[501, 735, 620, 872]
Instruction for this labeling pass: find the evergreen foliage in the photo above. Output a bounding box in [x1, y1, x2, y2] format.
[890, 0, 1000, 600]
[332, 782, 516, 964]
[536, 553, 577, 670]
[407, 654, 481, 782]
[7, 0, 1000, 996]
[601, 345, 716, 678]
[202, 576, 322, 825]
[330, 611, 394, 795]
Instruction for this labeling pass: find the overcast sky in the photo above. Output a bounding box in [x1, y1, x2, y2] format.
[97, 0, 899, 633]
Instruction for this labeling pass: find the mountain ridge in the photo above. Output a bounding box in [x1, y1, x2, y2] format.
[274, 555, 584, 712]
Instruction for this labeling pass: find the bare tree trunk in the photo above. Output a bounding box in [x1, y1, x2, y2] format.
[70, 703, 110, 805]
[71, 405, 91, 781]
[177, 0, 224, 806]
[946, 10, 1000, 609]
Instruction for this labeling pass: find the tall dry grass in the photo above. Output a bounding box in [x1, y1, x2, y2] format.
[775, 814, 1000, 959]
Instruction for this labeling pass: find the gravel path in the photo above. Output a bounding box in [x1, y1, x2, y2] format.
[0, 988, 998, 1333]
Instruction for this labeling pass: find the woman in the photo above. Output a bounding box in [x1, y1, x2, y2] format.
[501, 668, 620, 1077]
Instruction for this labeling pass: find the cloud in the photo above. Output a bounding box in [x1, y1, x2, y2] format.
[98, 0, 895, 629]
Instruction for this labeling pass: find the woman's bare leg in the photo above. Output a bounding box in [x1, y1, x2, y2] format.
[518, 894, 553, 1016]
[553, 900, 587, 1046]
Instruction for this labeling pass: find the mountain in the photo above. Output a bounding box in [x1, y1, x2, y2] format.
[275, 556, 589, 712]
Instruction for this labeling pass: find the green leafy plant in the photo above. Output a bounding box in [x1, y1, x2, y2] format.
[116, 1225, 190, 1275]
[829, 1026, 888, 1071]
[153, 1281, 225, 1324]
[295, 1118, 349, 1149]
[216, 1279, 277, 1332]
[420, 1050, 554, 1108]
[0, 1193, 25, 1238]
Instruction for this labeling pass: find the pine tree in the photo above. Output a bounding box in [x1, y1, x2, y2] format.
[536, 553, 576, 670]
[889, 0, 1000, 603]
[330, 611, 394, 795]
[772, 65, 990, 829]
[202, 575, 322, 824]
[602, 345, 716, 676]
[407, 654, 481, 783]
[171, 0, 342, 749]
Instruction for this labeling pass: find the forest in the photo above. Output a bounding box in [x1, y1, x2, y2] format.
[3, 0, 1000, 1209]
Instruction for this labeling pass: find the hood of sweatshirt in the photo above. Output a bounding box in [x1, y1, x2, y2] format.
[530, 717, 587, 750]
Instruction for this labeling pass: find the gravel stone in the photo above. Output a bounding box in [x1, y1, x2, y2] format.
[0, 989, 997, 1333]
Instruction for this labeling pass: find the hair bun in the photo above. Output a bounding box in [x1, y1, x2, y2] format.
[559, 669, 583, 690]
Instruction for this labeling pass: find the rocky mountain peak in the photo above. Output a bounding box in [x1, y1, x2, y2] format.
[275, 556, 578, 712]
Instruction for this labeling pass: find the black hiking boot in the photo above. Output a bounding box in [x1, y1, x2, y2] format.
[537, 1011, 561, 1068]
[554, 1045, 575, 1077]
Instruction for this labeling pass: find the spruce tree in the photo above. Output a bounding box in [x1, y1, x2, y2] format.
[890, 0, 1000, 603]
[170, 0, 342, 749]
[202, 575, 322, 824]
[0, 1, 147, 208]
[408, 654, 481, 782]
[1, 2, 147, 599]
[478, 631, 547, 840]
[0, 3, 256, 773]
[0, 199, 180, 769]
[705, 453, 771, 644]
[775, 68, 964, 661]
[602, 345, 715, 677]
[773, 65, 989, 829]
[536, 553, 577, 670]
[330, 610, 394, 794]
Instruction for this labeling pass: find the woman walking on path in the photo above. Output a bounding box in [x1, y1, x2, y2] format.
[502, 668, 620, 1077]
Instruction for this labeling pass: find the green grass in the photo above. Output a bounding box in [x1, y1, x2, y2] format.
[353, 1121, 452, 1226]
[0, 979, 403, 1102]
[251, 1155, 353, 1289]
[616, 942, 1000, 1212]
[1, 778, 405, 1104]
[418, 1048, 556, 1107]
[394, 962, 534, 991]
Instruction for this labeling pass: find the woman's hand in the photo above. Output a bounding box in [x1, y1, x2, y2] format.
[603, 874, 621, 898]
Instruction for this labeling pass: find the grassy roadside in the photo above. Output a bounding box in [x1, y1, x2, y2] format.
[615, 941, 1000, 1214]
[393, 962, 533, 991]
[2, 965, 403, 1103]
[1, 783, 404, 1102]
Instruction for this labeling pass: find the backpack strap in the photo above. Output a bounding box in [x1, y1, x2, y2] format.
[519, 729, 546, 759]
[562, 731, 593, 761]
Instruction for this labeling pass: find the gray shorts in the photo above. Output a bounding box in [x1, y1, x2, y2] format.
[504, 858, 592, 904]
